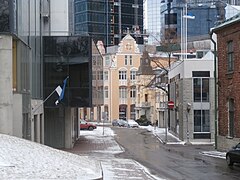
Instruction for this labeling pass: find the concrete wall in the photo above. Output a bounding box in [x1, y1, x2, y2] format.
[65, 107, 75, 149]
[13, 94, 23, 138]
[50, 0, 69, 35]
[0, 35, 13, 135]
[169, 58, 215, 143]
[31, 99, 44, 144]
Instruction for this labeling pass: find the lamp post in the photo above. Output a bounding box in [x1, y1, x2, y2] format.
[186, 102, 191, 145]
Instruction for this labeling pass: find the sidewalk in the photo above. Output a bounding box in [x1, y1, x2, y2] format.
[65, 126, 161, 180]
[146, 126, 226, 159]
[65, 125, 226, 179]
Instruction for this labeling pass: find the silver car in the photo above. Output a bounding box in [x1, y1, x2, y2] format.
[118, 119, 128, 127]
[127, 119, 139, 128]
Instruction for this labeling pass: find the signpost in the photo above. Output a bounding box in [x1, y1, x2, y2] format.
[168, 100, 174, 109]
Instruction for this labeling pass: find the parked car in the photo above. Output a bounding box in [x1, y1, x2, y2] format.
[80, 120, 97, 131]
[136, 119, 152, 126]
[112, 119, 128, 127]
[112, 119, 119, 126]
[135, 115, 152, 126]
[127, 119, 139, 128]
[226, 143, 240, 166]
[118, 119, 128, 127]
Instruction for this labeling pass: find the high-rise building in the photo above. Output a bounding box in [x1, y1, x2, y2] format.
[144, 0, 240, 45]
[144, 0, 163, 45]
[74, 0, 144, 47]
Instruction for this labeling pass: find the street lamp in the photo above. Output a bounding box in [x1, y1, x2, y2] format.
[181, 3, 195, 60]
[185, 102, 191, 145]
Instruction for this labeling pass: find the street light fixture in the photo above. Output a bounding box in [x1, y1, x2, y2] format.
[185, 102, 191, 145]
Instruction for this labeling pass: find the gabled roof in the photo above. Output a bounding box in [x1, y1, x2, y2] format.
[137, 50, 154, 75]
[212, 13, 240, 32]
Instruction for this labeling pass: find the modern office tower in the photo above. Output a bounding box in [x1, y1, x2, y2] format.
[74, 0, 144, 47]
[170, 0, 240, 41]
[144, 0, 163, 45]
[143, 0, 240, 45]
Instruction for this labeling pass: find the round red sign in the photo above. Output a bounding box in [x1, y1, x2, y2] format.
[168, 101, 174, 109]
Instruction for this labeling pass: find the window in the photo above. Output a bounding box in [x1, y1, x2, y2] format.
[130, 70, 136, 80]
[105, 56, 110, 66]
[227, 41, 234, 72]
[97, 71, 103, 80]
[104, 86, 108, 98]
[98, 86, 104, 99]
[193, 78, 209, 102]
[145, 94, 148, 102]
[124, 55, 132, 66]
[104, 71, 108, 81]
[130, 104, 135, 119]
[129, 55, 132, 65]
[193, 71, 210, 102]
[130, 87, 136, 98]
[119, 87, 127, 99]
[229, 98, 234, 137]
[119, 70, 127, 80]
[125, 55, 128, 65]
[119, 105, 127, 120]
[194, 110, 210, 132]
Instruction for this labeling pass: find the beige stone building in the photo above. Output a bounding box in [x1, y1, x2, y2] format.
[135, 51, 173, 126]
[102, 33, 142, 121]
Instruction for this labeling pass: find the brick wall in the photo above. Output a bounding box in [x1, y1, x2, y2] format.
[216, 22, 240, 146]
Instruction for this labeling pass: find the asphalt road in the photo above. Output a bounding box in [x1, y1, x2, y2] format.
[112, 127, 240, 180]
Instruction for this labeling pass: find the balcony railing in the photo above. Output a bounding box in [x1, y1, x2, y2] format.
[141, 102, 151, 108]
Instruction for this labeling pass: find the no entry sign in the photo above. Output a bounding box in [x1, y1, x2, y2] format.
[168, 101, 174, 109]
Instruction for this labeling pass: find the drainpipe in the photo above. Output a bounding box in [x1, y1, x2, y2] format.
[210, 31, 217, 150]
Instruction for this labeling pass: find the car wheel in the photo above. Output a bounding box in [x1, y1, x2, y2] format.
[226, 155, 233, 166]
[88, 126, 94, 131]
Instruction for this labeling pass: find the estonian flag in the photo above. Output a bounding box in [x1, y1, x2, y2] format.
[55, 76, 69, 105]
[183, 13, 195, 19]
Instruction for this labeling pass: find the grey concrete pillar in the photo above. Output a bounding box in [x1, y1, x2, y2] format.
[0, 35, 13, 135]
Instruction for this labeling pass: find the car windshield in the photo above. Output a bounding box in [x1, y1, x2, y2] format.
[80, 120, 86, 124]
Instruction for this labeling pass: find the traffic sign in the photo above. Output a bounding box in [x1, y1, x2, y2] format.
[168, 101, 174, 109]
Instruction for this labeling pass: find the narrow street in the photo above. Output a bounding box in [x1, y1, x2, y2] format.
[113, 127, 240, 180]
[66, 125, 240, 180]
[66, 126, 160, 179]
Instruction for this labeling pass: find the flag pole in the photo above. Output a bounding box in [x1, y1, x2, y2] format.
[32, 76, 69, 113]
[32, 89, 57, 113]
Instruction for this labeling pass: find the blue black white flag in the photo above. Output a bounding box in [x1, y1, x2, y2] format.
[55, 76, 69, 105]
[183, 13, 195, 19]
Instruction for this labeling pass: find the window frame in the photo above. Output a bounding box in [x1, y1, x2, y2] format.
[227, 40, 234, 72]
[119, 70, 127, 80]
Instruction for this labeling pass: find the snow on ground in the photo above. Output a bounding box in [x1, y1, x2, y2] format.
[0, 124, 226, 179]
[81, 125, 164, 180]
[80, 125, 124, 154]
[0, 134, 101, 179]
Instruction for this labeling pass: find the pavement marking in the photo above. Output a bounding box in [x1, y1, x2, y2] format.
[200, 151, 226, 159]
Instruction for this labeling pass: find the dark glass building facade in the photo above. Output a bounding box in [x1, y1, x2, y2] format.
[74, 0, 144, 46]
[167, 0, 229, 41]
[43, 36, 103, 108]
[43, 36, 103, 148]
